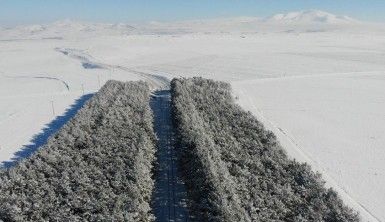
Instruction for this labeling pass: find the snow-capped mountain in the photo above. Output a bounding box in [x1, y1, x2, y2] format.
[267, 10, 357, 24]
[0, 10, 380, 39]
[0, 19, 140, 40]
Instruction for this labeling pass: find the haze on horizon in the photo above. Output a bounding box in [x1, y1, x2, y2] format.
[1, 0, 385, 26]
[1, 0, 385, 222]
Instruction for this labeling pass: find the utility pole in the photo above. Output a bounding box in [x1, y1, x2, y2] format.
[50, 100, 55, 116]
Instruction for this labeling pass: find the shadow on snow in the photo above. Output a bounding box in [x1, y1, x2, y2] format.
[1, 93, 94, 168]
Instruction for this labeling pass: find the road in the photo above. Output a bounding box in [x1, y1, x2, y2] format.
[150, 90, 190, 222]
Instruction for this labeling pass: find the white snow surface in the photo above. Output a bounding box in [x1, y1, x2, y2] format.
[268, 10, 357, 24]
[0, 11, 384, 222]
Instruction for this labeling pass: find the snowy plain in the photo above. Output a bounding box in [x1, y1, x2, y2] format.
[0, 10, 384, 222]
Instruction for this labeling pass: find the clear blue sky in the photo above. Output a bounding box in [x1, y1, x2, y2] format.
[1, 0, 385, 25]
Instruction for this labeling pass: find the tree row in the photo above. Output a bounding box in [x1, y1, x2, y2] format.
[171, 77, 359, 222]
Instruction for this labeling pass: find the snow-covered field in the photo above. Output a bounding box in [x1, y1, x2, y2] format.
[0, 10, 384, 221]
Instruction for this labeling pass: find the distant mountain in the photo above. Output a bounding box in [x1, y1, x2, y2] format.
[0, 20, 139, 40]
[50, 20, 136, 32]
[22, 24, 46, 33]
[1, 10, 382, 39]
[267, 10, 358, 24]
[142, 10, 366, 34]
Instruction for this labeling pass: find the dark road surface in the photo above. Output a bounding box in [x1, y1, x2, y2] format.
[150, 90, 190, 222]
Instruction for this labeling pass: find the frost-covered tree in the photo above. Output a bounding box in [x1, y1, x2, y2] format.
[171, 77, 359, 222]
[0, 80, 156, 222]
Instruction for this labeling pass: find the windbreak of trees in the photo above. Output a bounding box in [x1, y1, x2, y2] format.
[0, 80, 156, 221]
[171, 77, 359, 222]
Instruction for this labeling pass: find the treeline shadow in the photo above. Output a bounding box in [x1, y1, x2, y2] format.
[1, 93, 94, 168]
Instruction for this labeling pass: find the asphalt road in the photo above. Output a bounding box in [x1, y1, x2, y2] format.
[151, 90, 190, 222]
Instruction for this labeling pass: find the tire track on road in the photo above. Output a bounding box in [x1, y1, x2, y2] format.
[55, 47, 170, 90]
[150, 90, 190, 222]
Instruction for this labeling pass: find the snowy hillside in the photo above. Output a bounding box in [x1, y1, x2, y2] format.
[1, 10, 385, 222]
[268, 10, 357, 24]
[0, 19, 139, 40]
[1, 10, 383, 39]
[144, 11, 366, 34]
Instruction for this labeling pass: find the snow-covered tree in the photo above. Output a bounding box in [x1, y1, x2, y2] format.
[171, 77, 359, 222]
[0, 80, 156, 221]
